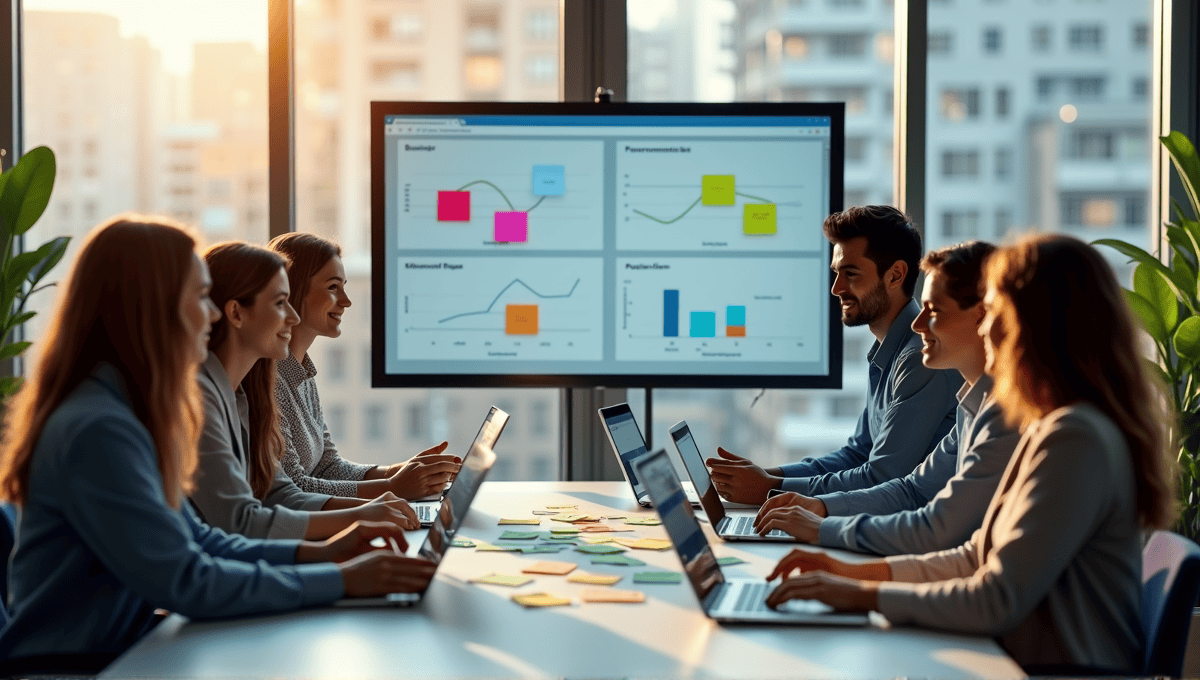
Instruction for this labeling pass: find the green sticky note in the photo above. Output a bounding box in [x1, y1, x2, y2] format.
[550, 526, 582, 535]
[450, 538, 477, 548]
[576, 544, 625, 555]
[499, 530, 540, 540]
[623, 518, 661, 526]
[701, 174, 736, 205]
[717, 556, 747, 566]
[475, 544, 521, 552]
[633, 571, 683, 584]
[743, 203, 777, 235]
[521, 545, 566, 554]
[590, 554, 646, 567]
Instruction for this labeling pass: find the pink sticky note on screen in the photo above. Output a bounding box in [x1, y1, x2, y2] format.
[494, 211, 528, 242]
[438, 191, 470, 221]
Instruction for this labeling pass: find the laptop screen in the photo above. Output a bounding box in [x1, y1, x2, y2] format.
[599, 404, 650, 497]
[669, 421, 728, 524]
[634, 448, 723, 602]
[418, 406, 508, 564]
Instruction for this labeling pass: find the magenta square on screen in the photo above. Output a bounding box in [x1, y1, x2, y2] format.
[437, 191, 471, 221]
[494, 211, 528, 242]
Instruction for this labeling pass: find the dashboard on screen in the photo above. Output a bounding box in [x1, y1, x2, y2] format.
[371, 102, 844, 388]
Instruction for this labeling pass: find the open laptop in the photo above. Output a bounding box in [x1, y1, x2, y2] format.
[633, 448, 868, 625]
[597, 403, 699, 507]
[669, 420, 790, 541]
[410, 406, 509, 526]
[334, 421, 502, 607]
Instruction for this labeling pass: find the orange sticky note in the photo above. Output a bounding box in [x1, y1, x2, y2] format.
[582, 588, 645, 603]
[521, 561, 577, 576]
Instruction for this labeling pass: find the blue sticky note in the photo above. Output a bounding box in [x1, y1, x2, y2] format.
[532, 164, 565, 196]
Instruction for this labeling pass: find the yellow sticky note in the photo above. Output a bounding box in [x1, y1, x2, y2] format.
[513, 592, 571, 608]
[582, 588, 645, 603]
[702, 175, 735, 205]
[743, 203, 777, 235]
[498, 518, 542, 525]
[471, 573, 534, 587]
[614, 537, 672, 551]
[568, 573, 622, 586]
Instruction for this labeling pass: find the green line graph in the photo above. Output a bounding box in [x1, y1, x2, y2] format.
[456, 180, 547, 212]
[634, 191, 775, 225]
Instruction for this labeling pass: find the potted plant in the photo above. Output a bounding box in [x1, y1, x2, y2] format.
[0, 145, 68, 401]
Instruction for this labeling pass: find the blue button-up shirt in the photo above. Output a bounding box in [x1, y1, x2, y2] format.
[777, 300, 962, 494]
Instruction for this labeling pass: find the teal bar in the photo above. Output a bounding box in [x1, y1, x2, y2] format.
[690, 311, 717, 337]
[726, 305, 746, 326]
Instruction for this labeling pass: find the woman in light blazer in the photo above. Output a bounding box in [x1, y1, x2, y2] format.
[764, 233, 1175, 674]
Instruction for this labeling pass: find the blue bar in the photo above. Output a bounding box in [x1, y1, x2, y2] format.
[690, 311, 717, 338]
[663, 290, 679, 337]
[726, 305, 746, 327]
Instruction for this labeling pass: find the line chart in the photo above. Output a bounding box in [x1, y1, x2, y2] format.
[439, 278, 581, 323]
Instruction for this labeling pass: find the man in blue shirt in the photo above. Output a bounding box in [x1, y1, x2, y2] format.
[707, 206, 962, 504]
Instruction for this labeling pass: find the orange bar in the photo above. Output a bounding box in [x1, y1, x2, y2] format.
[726, 326, 746, 337]
[506, 304, 539, 335]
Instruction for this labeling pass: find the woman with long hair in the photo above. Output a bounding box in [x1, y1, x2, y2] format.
[0, 217, 434, 668]
[764, 234, 1174, 674]
[267, 232, 459, 499]
[189, 241, 420, 539]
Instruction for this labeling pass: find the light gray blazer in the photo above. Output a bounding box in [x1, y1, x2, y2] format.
[189, 353, 331, 539]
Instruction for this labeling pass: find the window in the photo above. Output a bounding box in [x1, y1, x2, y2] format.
[784, 35, 809, 60]
[1068, 130, 1116, 160]
[1036, 76, 1055, 100]
[406, 403, 425, 439]
[845, 136, 868, 163]
[1133, 23, 1148, 49]
[327, 348, 346, 382]
[995, 87, 1009, 117]
[941, 150, 980, 178]
[827, 33, 867, 57]
[526, 9, 556, 42]
[1062, 194, 1118, 228]
[1133, 77, 1148, 99]
[326, 404, 346, 441]
[464, 55, 502, 90]
[982, 27, 1002, 54]
[928, 32, 952, 55]
[531, 400, 550, 436]
[995, 209, 1012, 236]
[524, 54, 556, 86]
[372, 13, 423, 41]
[995, 147, 1012, 179]
[939, 88, 979, 121]
[1071, 76, 1105, 100]
[372, 61, 421, 90]
[828, 86, 868, 115]
[364, 404, 387, 442]
[1125, 196, 1146, 227]
[940, 210, 981, 238]
[1031, 24, 1051, 51]
[1068, 24, 1103, 51]
[844, 190, 868, 207]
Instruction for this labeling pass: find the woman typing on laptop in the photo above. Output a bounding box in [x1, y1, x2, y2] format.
[0, 217, 435, 671]
[763, 234, 1174, 675]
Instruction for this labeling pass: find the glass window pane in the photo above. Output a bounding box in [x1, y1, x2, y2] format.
[294, 0, 561, 481]
[627, 0, 892, 469]
[22, 1, 269, 372]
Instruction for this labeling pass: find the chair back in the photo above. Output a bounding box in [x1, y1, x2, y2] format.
[1143, 530, 1200, 676]
[0, 502, 14, 628]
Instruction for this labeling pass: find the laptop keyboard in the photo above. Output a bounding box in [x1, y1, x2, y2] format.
[727, 581, 771, 613]
[416, 505, 434, 523]
[727, 515, 788, 538]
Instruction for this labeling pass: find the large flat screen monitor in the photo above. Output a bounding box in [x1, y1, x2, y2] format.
[371, 102, 843, 388]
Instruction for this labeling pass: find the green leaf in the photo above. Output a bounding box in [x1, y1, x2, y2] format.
[1135, 262, 1179, 332]
[1144, 356, 1173, 388]
[0, 375, 21, 398]
[1126, 289, 1168, 343]
[9, 310, 34, 326]
[1167, 223, 1200, 271]
[26, 236, 69, 288]
[1096, 238, 1198, 314]
[5, 249, 45, 292]
[1164, 131, 1200, 219]
[0, 146, 55, 237]
[0, 340, 31, 362]
[1169, 243, 1199, 301]
[1176, 317, 1200, 363]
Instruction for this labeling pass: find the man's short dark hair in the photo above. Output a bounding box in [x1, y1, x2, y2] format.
[920, 240, 997, 309]
[822, 205, 922, 298]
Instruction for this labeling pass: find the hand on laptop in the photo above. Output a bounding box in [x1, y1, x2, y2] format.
[705, 447, 782, 504]
[766, 570, 878, 613]
[297, 520, 411, 564]
[753, 499, 824, 543]
[338, 551, 438, 598]
[385, 446, 462, 500]
[356, 492, 420, 530]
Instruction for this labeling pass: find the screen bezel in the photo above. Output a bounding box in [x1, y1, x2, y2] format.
[598, 402, 651, 503]
[668, 420, 729, 525]
[371, 101, 845, 388]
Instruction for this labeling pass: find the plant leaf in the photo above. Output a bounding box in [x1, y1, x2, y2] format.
[1168, 223, 1199, 271]
[1143, 356, 1173, 389]
[9, 310, 34, 326]
[5, 249, 45, 292]
[0, 340, 31, 362]
[26, 236, 69, 288]
[0, 146, 55, 237]
[1135, 262, 1179, 332]
[1176, 317, 1200, 363]
[1096, 238, 1198, 314]
[1162, 131, 1200, 220]
[1125, 289, 1167, 343]
[0, 375, 21, 398]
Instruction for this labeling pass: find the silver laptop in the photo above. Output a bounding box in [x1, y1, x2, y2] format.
[633, 448, 868, 626]
[334, 414, 503, 607]
[597, 403, 700, 508]
[410, 406, 509, 526]
[669, 420, 791, 541]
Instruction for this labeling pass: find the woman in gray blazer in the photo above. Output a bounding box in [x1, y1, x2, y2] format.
[763, 234, 1175, 674]
[0, 217, 435, 664]
[191, 242, 424, 539]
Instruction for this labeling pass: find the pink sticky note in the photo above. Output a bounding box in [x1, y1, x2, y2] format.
[494, 211, 528, 243]
[438, 191, 470, 221]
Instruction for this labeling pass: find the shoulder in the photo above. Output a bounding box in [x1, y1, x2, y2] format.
[1027, 404, 1130, 477]
[38, 379, 154, 467]
[889, 336, 957, 393]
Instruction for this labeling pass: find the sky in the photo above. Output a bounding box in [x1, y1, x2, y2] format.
[25, 0, 267, 74]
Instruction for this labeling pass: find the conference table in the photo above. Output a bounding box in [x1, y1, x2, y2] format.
[101, 482, 1024, 679]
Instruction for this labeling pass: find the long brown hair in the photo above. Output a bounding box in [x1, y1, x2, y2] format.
[266, 232, 341, 318]
[0, 215, 204, 508]
[985, 233, 1174, 529]
[203, 242, 289, 500]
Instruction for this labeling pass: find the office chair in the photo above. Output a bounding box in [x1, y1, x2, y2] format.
[1142, 529, 1200, 677]
[0, 501, 13, 628]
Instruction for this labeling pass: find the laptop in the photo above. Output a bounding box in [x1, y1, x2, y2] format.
[334, 417, 503, 607]
[410, 406, 509, 526]
[597, 403, 700, 507]
[633, 448, 869, 625]
[669, 420, 791, 541]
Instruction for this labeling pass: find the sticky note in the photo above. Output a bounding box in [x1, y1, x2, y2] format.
[579, 535, 616, 544]
[541, 532, 580, 541]
[702, 175, 735, 205]
[520, 545, 566, 554]
[545, 505, 578, 510]
[590, 554, 646, 567]
[582, 589, 646, 603]
[450, 538, 477, 548]
[437, 190, 470, 221]
[499, 530, 540, 540]
[498, 518, 541, 525]
[531, 164, 565, 196]
[532, 510, 558, 515]
[633, 571, 683, 584]
[471, 573, 533, 587]
[505, 304, 538, 335]
[743, 203, 777, 234]
[576, 544, 625, 555]
[613, 538, 672, 551]
[521, 561, 577, 576]
[601, 515, 627, 520]
[512, 592, 571, 608]
[550, 526, 582, 535]
[494, 211, 528, 243]
[550, 513, 587, 523]
[717, 556, 747, 566]
[623, 518, 662, 526]
[568, 573, 622, 586]
[475, 544, 521, 552]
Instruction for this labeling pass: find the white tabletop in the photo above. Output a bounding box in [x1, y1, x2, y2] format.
[102, 482, 1024, 679]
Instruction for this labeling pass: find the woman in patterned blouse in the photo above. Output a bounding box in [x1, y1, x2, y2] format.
[267, 233, 461, 499]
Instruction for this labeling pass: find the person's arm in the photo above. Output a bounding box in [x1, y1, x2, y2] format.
[777, 408, 873, 484]
[309, 396, 375, 483]
[189, 377, 312, 539]
[58, 416, 344, 619]
[275, 379, 361, 497]
[262, 464, 332, 513]
[792, 349, 959, 496]
[819, 407, 1021, 555]
[875, 414, 1117, 635]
